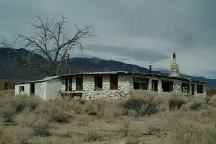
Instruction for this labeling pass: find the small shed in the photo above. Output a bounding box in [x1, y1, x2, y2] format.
[15, 76, 63, 100]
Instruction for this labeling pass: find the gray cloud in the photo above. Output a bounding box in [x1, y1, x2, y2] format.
[0, 0, 216, 78]
[83, 45, 168, 63]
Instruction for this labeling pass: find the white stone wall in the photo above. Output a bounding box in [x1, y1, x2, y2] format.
[173, 80, 182, 92]
[46, 79, 64, 100]
[81, 75, 133, 100]
[35, 82, 47, 100]
[15, 83, 31, 96]
[72, 77, 76, 90]
[83, 76, 94, 91]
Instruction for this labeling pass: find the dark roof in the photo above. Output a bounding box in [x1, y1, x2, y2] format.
[16, 71, 206, 85]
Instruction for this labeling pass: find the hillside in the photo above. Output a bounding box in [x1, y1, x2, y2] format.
[0, 47, 216, 87]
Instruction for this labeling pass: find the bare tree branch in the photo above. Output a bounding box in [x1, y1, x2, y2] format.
[0, 16, 94, 76]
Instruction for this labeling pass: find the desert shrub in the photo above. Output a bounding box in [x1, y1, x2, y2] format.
[0, 104, 16, 123]
[17, 127, 33, 144]
[85, 100, 121, 121]
[32, 116, 50, 136]
[51, 99, 85, 114]
[189, 102, 202, 110]
[0, 96, 43, 124]
[120, 119, 131, 137]
[170, 120, 216, 144]
[84, 129, 102, 142]
[123, 97, 158, 116]
[181, 98, 204, 111]
[77, 114, 91, 126]
[125, 137, 140, 144]
[16, 112, 38, 127]
[0, 126, 32, 144]
[201, 107, 216, 120]
[207, 95, 216, 107]
[168, 94, 186, 110]
[35, 102, 70, 123]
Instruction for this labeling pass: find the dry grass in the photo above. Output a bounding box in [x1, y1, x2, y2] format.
[0, 89, 215, 144]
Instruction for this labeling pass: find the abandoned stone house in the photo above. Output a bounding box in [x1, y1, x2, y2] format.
[15, 53, 206, 100]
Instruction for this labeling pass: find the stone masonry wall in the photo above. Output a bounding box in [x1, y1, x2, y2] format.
[82, 75, 133, 100]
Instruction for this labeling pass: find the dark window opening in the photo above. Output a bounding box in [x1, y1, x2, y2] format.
[30, 83, 35, 94]
[181, 83, 190, 93]
[133, 82, 140, 89]
[152, 80, 158, 91]
[110, 75, 118, 90]
[76, 76, 83, 91]
[197, 85, 204, 94]
[4, 83, 8, 89]
[69, 77, 72, 91]
[191, 84, 195, 95]
[95, 76, 103, 91]
[162, 81, 173, 92]
[65, 78, 68, 91]
[133, 77, 148, 90]
[19, 86, 24, 92]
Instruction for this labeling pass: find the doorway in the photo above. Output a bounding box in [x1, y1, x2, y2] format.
[30, 83, 35, 94]
[191, 84, 195, 95]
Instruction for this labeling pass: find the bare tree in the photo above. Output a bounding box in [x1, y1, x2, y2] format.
[0, 16, 93, 76]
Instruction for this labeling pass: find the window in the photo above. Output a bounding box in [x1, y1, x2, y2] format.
[69, 77, 72, 91]
[65, 77, 72, 91]
[30, 83, 35, 94]
[197, 85, 204, 94]
[133, 77, 148, 90]
[110, 75, 118, 90]
[95, 76, 103, 91]
[76, 76, 83, 91]
[181, 83, 190, 93]
[152, 80, 158, 91]
[4, 83, 8, 89]
[65, 78, 68, 91]
[133, 82, 140, 89]
[162, 81, 173, 92]
[19, 86, 24, 92]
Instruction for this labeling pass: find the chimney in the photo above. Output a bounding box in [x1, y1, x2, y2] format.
[149, 65, 152, 74]
[173, 52, 176, 64]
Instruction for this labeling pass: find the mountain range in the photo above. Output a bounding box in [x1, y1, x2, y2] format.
[0, 47, 215, 87]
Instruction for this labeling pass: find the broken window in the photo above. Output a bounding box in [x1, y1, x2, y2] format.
[65, 78, 68, 91]
[181, 83, 190, 93]
[30, 83, 35, 94]
[110, 75, 118, 90]
[133, 82, 140, 89]
[4, 83, 8, 89]
[162, 81, 173, 92]
[76, 76, 83, 91]
[69, 77, 72, 91]
[191, 84, 195, 95]
[197, 85, 204, 94]
[133, 77, 148, 90]
[65, 77, 72, 91]
[95, 76, 103, 91]
[19, 86, 24, 92]
[152, 80, 158, 91]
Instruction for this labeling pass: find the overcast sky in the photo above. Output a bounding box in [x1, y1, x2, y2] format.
[0, 0, 216, 78]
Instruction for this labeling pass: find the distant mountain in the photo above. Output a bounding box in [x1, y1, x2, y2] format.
[0, 48, 46, 80]
[0, 47, 216, 87]
[69, 57, 149, 73]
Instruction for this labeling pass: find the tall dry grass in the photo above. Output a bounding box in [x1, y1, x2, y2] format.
[0, 89, 215, 144]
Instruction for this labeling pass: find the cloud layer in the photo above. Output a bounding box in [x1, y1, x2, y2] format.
[0, 0, 216, 78]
